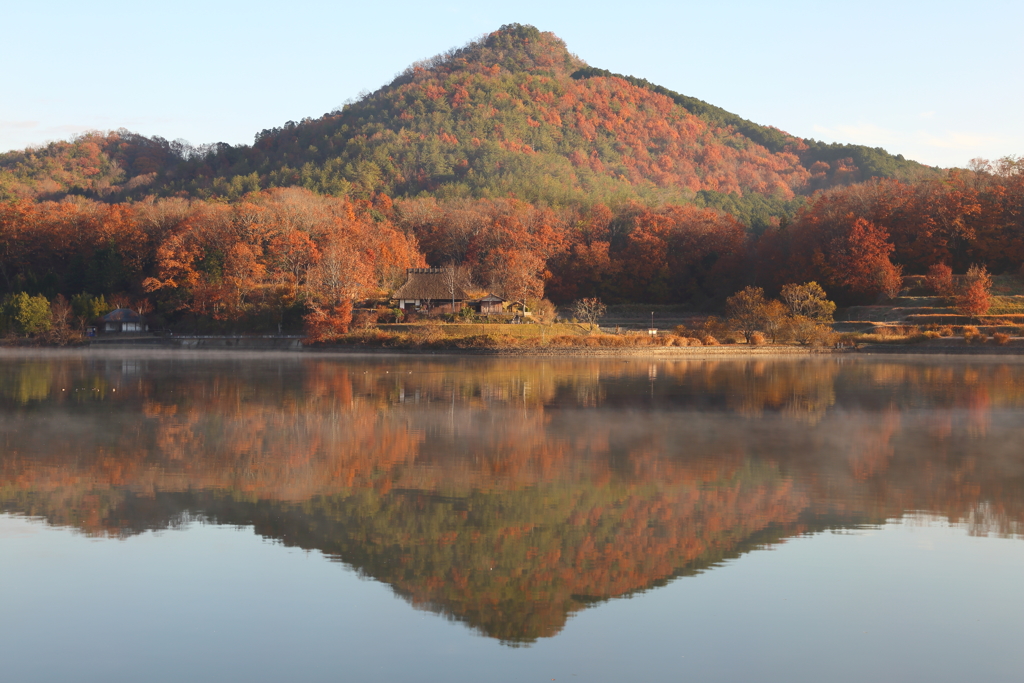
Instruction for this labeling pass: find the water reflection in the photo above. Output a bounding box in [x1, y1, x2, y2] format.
[2, 353, 1024, 643]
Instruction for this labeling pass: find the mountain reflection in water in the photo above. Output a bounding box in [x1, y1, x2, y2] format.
[2, 354, 1023, 644]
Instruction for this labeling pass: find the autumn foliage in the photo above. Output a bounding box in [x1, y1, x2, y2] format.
[954, 264, 993, 319]
[1, 25, 1023, 326]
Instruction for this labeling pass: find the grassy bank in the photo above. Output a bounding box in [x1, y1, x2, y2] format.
[306, 322, 827, 353]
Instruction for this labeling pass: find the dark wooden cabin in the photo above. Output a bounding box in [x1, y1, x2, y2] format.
[100, 308, 146, 333]
[467, 294, 505, 315]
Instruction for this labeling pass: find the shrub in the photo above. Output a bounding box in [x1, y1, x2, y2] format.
[787, 315, 835, 345]
[993, 332, 1010, 345]
[303, 301, 354, 341]
[749, 331, 767, 345]
[780, 282, 836, 322]
[351, 309, 379, 330]
[345, 329, 402, 347]
[962, 326, 984, 344]
[701, 316, 730, 340]
[702, 335, 720, 346]
[376, 306, 405, 324]
[47, 295, 81, 346]
[456, 334, 518, 349]
[548, 335, 578, 347]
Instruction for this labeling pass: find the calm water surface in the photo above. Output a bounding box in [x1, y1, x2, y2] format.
[2, 351, 1024, 682]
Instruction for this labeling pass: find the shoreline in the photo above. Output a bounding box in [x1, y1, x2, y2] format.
[3, 338, 1024, 359]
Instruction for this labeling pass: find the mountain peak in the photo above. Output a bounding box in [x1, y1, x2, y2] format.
[399, 24, 584, 80]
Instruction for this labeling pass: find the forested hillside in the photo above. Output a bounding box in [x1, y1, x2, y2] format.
[1, 24, 1021, 332]
[1, 25, 933, 225]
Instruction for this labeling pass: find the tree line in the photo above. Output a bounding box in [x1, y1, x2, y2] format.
[0, 156, 1021, 337]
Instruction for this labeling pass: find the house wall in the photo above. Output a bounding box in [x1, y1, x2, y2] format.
[479, 302, 503, 314]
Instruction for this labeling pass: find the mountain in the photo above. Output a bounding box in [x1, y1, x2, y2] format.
[1, 24, 936, 227]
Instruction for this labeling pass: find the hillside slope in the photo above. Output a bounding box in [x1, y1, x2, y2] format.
[1, 24, 937, 228]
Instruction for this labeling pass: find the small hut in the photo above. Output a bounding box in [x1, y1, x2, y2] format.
[467, 294, 506, 315]
[100, 308, 146, 333]
[393, 268, 468, 313]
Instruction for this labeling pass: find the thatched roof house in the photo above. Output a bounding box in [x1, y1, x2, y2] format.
[393, 268, 469, 312]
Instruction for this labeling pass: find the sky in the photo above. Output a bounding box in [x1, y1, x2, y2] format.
[2, 0, 1021, 169]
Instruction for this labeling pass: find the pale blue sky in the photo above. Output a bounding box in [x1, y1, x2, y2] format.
[2, 0, 1020, 168]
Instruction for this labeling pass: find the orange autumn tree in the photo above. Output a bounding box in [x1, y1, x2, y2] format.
[955, 264, 992, 320]
[303, 241, 373, 339]
[141, 188, 422, 331]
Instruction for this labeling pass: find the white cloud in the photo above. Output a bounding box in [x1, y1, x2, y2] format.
[0, 120, 40, 130]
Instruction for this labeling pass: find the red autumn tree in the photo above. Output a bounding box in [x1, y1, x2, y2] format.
[828, 217, 899, 297]
[924, 263, 954, 297]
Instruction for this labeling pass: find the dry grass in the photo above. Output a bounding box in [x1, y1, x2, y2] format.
[310, 327, 740, 351]
[378, 323, 588, 338]
[847, 324, 930, 345]
[924, 324, 955, 337]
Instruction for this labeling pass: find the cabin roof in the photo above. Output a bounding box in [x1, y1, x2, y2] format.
[101, 308, 143, 322]
[393, 268, 468, 301]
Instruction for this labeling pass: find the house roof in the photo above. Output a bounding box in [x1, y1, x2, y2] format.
[101, 308, 143, 322]
[470, 294, 505, 303]
[393, 268, 469, 301]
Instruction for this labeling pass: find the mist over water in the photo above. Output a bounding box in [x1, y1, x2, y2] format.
[2, 352, 1024, 682]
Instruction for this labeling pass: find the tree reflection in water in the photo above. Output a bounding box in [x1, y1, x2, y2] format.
[2, 354, 1024, 643]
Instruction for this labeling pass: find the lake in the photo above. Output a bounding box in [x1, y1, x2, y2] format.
[2, 351, 1023, 682]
